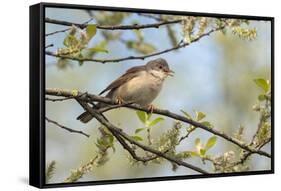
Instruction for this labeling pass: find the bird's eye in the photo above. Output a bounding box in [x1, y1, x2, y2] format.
[159, 65, 163, 69]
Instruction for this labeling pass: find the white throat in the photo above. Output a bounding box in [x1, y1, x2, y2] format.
[149, 69, 167, 81]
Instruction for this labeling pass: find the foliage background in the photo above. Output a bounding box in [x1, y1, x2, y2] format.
[45, 8, 271, 183]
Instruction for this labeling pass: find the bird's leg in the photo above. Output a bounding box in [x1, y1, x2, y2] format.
[147, 104, 156, 113]
[115, 96, 124, 105]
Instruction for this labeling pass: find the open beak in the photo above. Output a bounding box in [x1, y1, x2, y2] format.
[165, 69, 175, 77]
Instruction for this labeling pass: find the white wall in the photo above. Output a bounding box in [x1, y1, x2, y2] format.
[0, 0, 279, 190]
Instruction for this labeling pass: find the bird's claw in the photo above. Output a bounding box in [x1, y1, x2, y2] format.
[147, 104, 156, 113]
[115, 96, 124, 105]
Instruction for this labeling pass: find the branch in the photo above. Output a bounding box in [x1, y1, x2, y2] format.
[45, 26, 225, 64]
[45, 44, 54, 49]
[45, 17, 181, 31]
[46, 18, 94, 37]
[45, 116, 90, 138]
[229, 138, 271, 168]
[45, 88, 271, 158]
[111, 130, 157, 163]
[64, 155, 100, 182]
[76, 99, 208, 174]
[46, 28, 70, 37]
[46, 96, 74, 102]
[137, 13, 163, 21]
[46, 92, 87, 102]
[178, 126, 196, 145]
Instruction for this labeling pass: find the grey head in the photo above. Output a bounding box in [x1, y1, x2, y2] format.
[145, 58, 174, 77]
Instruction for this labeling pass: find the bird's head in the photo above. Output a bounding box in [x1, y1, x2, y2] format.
[146, 58, 174, 79]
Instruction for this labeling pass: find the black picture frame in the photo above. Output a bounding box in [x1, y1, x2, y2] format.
[30, 2, 274, 189]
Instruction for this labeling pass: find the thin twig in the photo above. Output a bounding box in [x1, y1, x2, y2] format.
[46, 28, 70, 37]
[45, 88, 271, 158]
[137, 13, 163, 21]
[45, 44, 54, 49]
[46, 96, 74, 102]
[45, 116, 90, 138]
[45, 17, 181, 30]
[45, 26, 225, 64]
[178, 126, 196, 145]
[113, 131, 155, 162]
[229, 138, 271, 168]
[46, 92, 87, 102]
[147, 128, 152, 145]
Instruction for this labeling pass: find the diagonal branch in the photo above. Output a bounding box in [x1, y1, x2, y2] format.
[46, 28, 70, 37]
[75, 99, 161, 163]
[45, 116, 90, 138]
[109, 128, 157, 163]
[45, 88, 271, 158]
[45, 25, 225, 64]
[76, 99, 208, 174]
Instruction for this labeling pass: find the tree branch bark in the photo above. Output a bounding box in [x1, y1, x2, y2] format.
[76, 99, 209, 174]
[45, 17, 181, 31]
[45, 25, 225, 64]
[45, 88, 271, 158]
[45, 116, 90, 138]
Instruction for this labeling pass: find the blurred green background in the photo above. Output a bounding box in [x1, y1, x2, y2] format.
[45, 7, 271, 183]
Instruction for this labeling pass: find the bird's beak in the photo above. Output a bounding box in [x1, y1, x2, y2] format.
[165, 69, 174, 77]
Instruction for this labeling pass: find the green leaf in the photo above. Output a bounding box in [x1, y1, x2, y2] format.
[86, 24, 97, 40]
[135, 43, 156, 54]
[189, 151, 201, 157]
[205, 136, 217, 151]
[83, 40, 108, 58]
[108, 134, 114, 145]
[71, 89, 79, 97]
[126, 40, 135, 49]
[87, 47, 108, 53]
[111, 145, 116, 153]
[201, 121, 213, 128]
[258, 94, 266, 101]
[97, 138, 106, 146]
[148, 117, 164, 127]
[147, 113, 152, 120]
[254, 78, 269, 92]
[196, 111, 206, 121]
[57, 58, 70, 69]
[131, 20, 139, 25]
[63, 35, 79, 47]
[176, 151, 192, 159]
[133, 29, 144, 41]
[131, 135, 143, 141]
[135, 128, 146, 134]
[200, 149, 206, 155]
[136, 111, 147, 123]
[77, 53, 84, 66]
[166, 25, 178, 47]
[78, 60, 84, 66]
[180, 110, 192, 119]
[194, 138, 201, 148]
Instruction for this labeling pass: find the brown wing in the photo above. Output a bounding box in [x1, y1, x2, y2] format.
[99, 65, 146, 95]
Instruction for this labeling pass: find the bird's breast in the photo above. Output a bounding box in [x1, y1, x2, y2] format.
[114, 71, 163, 106]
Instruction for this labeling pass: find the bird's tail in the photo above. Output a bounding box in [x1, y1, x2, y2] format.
[76, 111, 93, 123]
[76, 102, 107, 123]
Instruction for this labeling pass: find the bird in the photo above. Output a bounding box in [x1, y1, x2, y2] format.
[76, 58, 174, 123]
